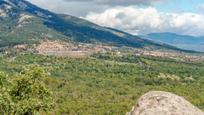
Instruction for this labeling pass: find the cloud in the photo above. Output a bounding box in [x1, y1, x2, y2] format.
[28, 0, 204, 36]
[28, 0, 163, 16]
[84, 6, 204, 36]
[28, 0, 111, 16]
[62, 0, 163, 6]
[198, 3, 204, 12]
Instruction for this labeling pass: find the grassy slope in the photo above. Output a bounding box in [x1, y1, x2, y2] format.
[0, 53, 204, 114]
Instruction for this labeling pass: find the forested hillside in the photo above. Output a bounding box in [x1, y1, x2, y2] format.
[0, 0, 184, 51]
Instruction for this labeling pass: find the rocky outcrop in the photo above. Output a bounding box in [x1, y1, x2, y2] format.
[127, 91, 204, 115]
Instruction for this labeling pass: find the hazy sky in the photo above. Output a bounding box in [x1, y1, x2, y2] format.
[28, 0, 204, 36]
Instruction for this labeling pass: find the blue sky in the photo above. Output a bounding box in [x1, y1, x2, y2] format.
[28, 0, 204, 36]
[156, 0, 203, 13]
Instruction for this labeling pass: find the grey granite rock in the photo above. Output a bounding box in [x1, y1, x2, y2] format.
[127, 91, 204, 115]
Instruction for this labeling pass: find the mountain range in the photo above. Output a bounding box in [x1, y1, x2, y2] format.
[142, 33, 204, 52]
[0, 0, 186, 52]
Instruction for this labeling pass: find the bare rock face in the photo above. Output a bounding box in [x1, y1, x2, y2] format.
[127, 91, 204, 115]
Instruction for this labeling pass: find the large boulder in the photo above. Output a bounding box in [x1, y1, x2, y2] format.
[127, 91, 204, 115]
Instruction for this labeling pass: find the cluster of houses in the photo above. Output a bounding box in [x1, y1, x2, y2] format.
[134, 49, 204, 61]
[35, 41, 120, 58]
[8, 41, 204, 61]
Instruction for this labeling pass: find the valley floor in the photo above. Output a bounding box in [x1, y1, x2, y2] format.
[0, 52, 204, 114]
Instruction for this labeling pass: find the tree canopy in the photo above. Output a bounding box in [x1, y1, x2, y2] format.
[0, 67, 53, 115]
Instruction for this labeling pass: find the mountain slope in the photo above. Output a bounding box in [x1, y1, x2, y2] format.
[142, 33, 204, 52]
[0, 0, 186, 51]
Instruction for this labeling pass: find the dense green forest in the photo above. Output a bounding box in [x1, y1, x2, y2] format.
[0, 52, 204, 114]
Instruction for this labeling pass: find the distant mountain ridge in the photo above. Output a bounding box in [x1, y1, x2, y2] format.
[0, 0, 190, 52]
[142, 33, 204, 52]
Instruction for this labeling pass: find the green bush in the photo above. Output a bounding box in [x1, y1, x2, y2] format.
[0, 67, 53, 115]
